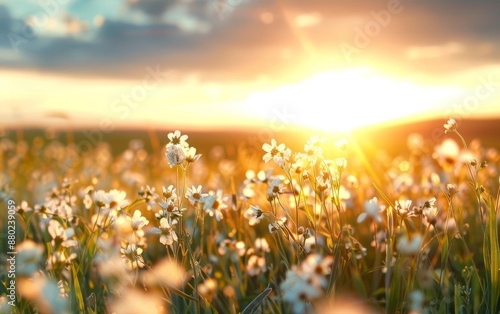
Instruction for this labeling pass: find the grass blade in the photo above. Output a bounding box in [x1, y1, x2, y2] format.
[71, 264, 85, 312]
[454, 282, 463, 314]
[241, 287, 272, 314]
[387, 262, 402, 314]
[486, 195, 500, 313]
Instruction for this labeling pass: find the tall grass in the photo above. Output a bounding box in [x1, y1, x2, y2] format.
[1, 119, 499, 313]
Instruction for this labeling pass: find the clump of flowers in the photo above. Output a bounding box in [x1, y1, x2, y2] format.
[16, 240, 44, 276]
[46, 220, 78, 271]
[244, 205, 264, 225]
[397, 234, 422, 255]
[444, 118, 457, 134]
[138, 185, 159, 210]
[280, 254, 334, 313]
[200, 189, 228, 221]
[156, 218, 178, 246]
[3, 120, 499, 313]
[262, 139, 292, 167]
[165, 130, 201, 168]
[357, 197, 383, 224]
[152, 188, 184, 246]
[185, 185, 207, 206]
[120, 243, 145, 270]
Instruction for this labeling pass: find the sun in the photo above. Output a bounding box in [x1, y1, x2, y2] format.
[241, 68, 462, 132]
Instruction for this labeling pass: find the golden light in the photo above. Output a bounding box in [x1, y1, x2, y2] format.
[241, 68, 463, 132]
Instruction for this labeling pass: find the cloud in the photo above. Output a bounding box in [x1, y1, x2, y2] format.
[0, 5, 12, 30]
[0, 0, 500, 81]
[127, 0, 176, 20]
[97, 19, 179, 41]
[0, 5, 14, 47]
[406, 42, 464, 60]
[8, 20, 185, 76]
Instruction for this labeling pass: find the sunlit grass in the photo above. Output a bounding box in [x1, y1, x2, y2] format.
[1, 119, 499, 313]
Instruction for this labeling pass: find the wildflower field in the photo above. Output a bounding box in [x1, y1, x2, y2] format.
[1, 119, 500, 314]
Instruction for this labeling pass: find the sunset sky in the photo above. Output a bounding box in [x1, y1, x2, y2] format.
[1, 0, 500, 132]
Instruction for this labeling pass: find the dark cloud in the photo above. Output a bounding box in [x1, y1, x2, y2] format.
[97, 19, 180, 42]
[127, 0, 176, 19]
[0, 5, 13, 47]
[0, 20, 187, 78]
[0, 5, 11, 29]
[0, 0, 499, 81]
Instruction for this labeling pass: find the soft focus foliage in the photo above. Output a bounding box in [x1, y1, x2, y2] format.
[1, 122, 500, 313]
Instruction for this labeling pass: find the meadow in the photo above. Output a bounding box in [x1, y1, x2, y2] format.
[1, 119, 500, 314]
